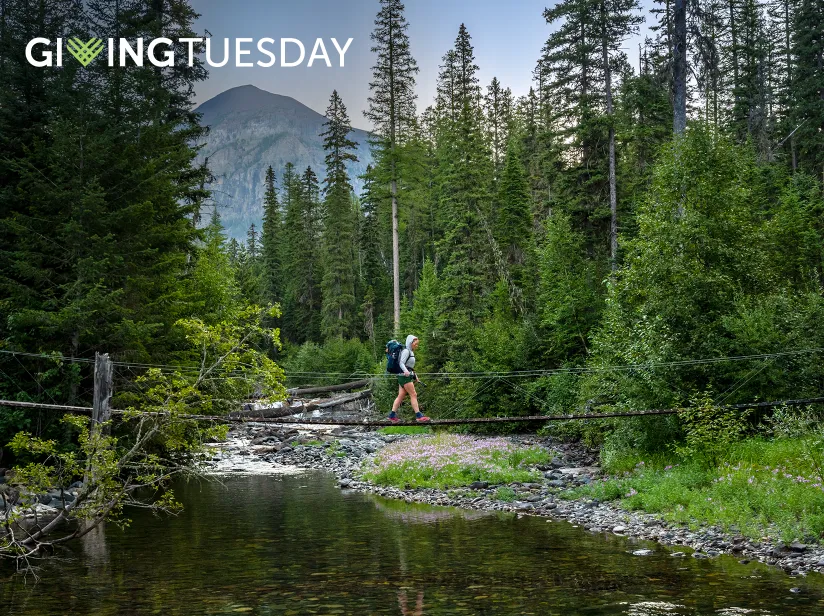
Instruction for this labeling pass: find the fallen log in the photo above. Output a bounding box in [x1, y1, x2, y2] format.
[286, 379, 370, 396]
[228, 403, 317, 420]
[313, 390, 371, 409]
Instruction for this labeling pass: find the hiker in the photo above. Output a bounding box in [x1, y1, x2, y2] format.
[388, 335, 430, 422]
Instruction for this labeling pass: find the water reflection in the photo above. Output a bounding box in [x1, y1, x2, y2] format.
[368, 491, 494, 524]
[398, 589, 425, 615]
[3, 471, 824, 615]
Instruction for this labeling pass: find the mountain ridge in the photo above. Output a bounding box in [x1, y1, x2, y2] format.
[195, 84, 373, 240]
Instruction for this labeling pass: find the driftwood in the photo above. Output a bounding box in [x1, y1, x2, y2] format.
[313, 390, 371, 409]
[228, 403, 316, 420]
[286, 379, 370, 396]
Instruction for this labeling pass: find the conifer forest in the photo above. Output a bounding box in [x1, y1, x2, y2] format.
[1, 0, 824, 463]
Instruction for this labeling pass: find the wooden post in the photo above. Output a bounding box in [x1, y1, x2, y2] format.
[92, 352, 113, 429]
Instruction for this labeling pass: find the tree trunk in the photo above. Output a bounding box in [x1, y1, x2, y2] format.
[391, 167, 400, 335]
[673, 0, 687, 134]
[602, 3, 618, 270]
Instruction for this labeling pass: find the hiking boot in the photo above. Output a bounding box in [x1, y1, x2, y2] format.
[415, 415, 430, 422]
[388, 416, 400, 423]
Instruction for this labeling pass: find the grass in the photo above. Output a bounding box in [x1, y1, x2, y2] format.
[494, 487, 517, 502]
[376, 426, 433, 435]
[360, 433, 550, 489]
[567, 436, 824, 543]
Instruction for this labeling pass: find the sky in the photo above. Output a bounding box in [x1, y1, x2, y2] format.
[192, 0, 654, 130]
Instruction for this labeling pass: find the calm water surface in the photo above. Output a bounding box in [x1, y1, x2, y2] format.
[4, 470, 824, 615]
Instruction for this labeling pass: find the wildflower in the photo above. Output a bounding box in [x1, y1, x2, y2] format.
[748, 477, 754, 484]
[625, 488, 638, 497]
[664, 465, 673, 471]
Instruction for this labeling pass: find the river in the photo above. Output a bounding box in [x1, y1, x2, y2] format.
[4, 469, 824, 615]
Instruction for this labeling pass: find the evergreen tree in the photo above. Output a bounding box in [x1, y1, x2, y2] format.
[495, 138, 535, 307]
[538, 0, 612, 252]
[790, 0, 824, 179]
[433, 26, 495, 360]
[300, 166, 324, 341]
[320, 90, 359, 339]
[359, 165, 392, 340]
[261, 165, 283, 306]
[484, 77, 515, 175]
[365, 0, 419, 334]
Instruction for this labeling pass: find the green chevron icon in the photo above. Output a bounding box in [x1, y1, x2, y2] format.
[67, 37, 104, 67]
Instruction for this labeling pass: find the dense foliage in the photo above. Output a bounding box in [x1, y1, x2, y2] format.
[2, 0, 824, 519]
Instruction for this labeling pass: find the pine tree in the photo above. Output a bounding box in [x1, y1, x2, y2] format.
[484, 77, 514, 174]
[300, 166, 324, 341]
[538, 0, 612, 252]
[247, 224, 259, 258]
[433, 25, 495, 359]
[280, 163, 324, 343]
[359, 165, 392, 340]
[495, 138, 535, 304]
[261, 166, 283, 306]
[365, 0, 419, 335]
[597, 0, 643, 267]
[320, 90, 359, 339]
[281, 162, 305, 342]
[790, 0, 824, 179]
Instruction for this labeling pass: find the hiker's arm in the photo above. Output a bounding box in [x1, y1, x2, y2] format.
[398, 349, 410, 375]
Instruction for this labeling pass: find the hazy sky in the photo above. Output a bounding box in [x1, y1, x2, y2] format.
[192, 0, 653, 129]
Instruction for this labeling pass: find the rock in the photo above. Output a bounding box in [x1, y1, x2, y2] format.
[692, 552, 709, 559]
[613, 526, 627, 534]
[339, 478, 352, 488]
[469, 481, 489, 490]
[671, 552, 685, 558]
[550, 457, 565, 468]
[514, 502, 533, 511]
[632, 549, 654, 556]
[789, 542, 807, 553]
[546, 480, 565, 488]
[790, 587, 801, 594]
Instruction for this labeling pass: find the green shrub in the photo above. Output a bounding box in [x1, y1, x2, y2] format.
[674, 391, 750, 468]
[281, 338, 378, 387]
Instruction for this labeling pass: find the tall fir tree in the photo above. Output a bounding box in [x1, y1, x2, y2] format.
[433, 26, 495, 360]
[790, 0, 824, 180]
[495, 138, 536, 308]
[261, 165, 283, 307]
[484, 77, 515, 175]
[320, 91, 359, 339]
[365, 0, 419, 335]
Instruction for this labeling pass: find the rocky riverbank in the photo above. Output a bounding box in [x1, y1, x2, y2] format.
[207, 423, 824, 580]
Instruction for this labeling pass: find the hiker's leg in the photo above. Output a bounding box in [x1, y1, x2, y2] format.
[392, 385, 407, 412]
[402, 382, 420, 413]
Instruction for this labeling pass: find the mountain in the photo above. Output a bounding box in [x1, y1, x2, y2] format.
[195, 85, 373, 239]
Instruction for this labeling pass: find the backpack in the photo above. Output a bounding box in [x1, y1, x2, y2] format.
[385, 340, 405, 374]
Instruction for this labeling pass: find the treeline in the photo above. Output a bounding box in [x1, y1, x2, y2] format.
[1, 0, 823, 455]
[244, 0, 824, 450]
[0, 0, 276, 447]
